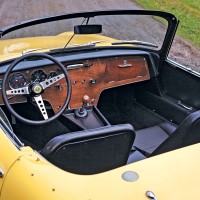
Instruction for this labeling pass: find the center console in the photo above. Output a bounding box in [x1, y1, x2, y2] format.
[62, 106, 110, 131]
[61, 94, 110, 130]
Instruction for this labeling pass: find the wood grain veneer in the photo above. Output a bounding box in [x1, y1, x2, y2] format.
[0, 56, 150, 113]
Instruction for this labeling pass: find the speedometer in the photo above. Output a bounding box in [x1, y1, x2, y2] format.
[9, 73, 27, 89]
[31, 70, 47, 83]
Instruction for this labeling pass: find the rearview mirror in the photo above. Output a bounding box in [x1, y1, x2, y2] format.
[74, 25, 102, 34]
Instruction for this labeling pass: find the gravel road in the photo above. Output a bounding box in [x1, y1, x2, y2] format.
[0, 0, 199, 69]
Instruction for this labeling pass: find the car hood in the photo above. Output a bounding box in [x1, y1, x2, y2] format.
[0, 32, 117, 62]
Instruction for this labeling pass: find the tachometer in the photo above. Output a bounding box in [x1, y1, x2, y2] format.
[31, 70, 47, 83]
[9, 73, 27, 89]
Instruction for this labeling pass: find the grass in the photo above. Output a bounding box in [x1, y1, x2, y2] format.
[134, 0, 200, 48]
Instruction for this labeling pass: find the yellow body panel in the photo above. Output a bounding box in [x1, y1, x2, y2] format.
[0, 129, 21, 191]
[1, 129, 200, 200]
[0, 32, 117, 62]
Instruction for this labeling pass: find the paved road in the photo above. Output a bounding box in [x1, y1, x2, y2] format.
[0, 0, 142, 28]
[0, 0, 199, 68]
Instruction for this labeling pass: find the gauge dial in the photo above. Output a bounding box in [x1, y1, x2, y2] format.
[9, 73, 27, 89]
[48, 71, 57, 79]
[31, 70, 47, 83]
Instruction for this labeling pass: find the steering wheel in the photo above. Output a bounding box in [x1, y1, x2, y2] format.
[2, 53, 72, 125]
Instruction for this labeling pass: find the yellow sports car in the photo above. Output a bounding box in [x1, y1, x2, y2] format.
[0, 10, 200, 200]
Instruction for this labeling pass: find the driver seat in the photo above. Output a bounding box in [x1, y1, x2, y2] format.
[41, 124, 135, 174]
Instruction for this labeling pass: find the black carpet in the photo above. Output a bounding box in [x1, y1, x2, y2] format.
[98, 101, 166, 131]
[12, 103, 71, 149]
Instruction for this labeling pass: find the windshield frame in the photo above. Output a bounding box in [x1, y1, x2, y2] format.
[0, 10, 179, 60]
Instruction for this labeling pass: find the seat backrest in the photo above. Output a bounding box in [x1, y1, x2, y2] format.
[151, 111, 200, 156]
[41, 124, 135, 175]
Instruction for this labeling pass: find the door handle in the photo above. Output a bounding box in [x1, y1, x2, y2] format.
[118, 64, 132, 68]
[118, 60, 132, 68]
[177, 101, 193, 111]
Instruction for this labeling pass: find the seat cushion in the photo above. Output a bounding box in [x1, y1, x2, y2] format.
[133, 122, 177, 154]
[151, 111, 200, 156]
[159, 122, 178, 135]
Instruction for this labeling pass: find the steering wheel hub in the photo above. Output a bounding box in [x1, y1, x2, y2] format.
[30, 83, 43, 95]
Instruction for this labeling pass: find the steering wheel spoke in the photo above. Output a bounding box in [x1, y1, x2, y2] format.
[40, 73, 65, 89]
[6, 86, 29, 95]
[34, 95, 48, 120]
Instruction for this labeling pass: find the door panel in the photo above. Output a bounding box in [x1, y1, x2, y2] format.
[135, 59, 199, 125]
[161, 60, 200, 110]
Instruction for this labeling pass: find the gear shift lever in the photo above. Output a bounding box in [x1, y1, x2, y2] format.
[74, 95, 90, 118]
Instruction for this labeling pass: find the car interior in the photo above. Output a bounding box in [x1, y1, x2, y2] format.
[1, 11, 200, 175]
[1, 49, 200, 175]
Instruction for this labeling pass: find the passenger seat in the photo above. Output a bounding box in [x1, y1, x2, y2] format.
[127, 121, 177, 164]
[129, 110, 200, 161]
[133, 122, 177, 155]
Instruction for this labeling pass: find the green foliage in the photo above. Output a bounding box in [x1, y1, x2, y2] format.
[134, 0, 200, 47]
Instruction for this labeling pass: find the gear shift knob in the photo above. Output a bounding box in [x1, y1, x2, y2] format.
[82, 95, 90, 106]
[74, 95, 89, 118]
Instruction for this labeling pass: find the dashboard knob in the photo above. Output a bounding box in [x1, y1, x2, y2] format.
[90, 79, 96, 84]
[82, 95, 90, 106]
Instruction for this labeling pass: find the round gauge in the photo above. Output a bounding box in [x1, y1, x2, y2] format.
[31, 70, 47, 83]
[48, 71, 57, 79]
[9, 73, 27, 89]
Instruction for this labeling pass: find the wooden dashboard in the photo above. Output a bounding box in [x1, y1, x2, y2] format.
[0, 56, 150, 113]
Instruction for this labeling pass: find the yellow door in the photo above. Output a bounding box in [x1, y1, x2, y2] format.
[0, 128, 21, 191]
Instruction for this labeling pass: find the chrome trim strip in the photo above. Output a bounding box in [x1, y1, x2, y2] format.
[167, 59, 200, 77]
[66, 64, 83, 70]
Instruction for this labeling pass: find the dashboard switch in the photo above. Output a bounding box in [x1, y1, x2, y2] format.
[91, 99, 95, 105]
[85, 63, 93, 67]
[56, 85, 62, 90]
[90, 79, 96, 84]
